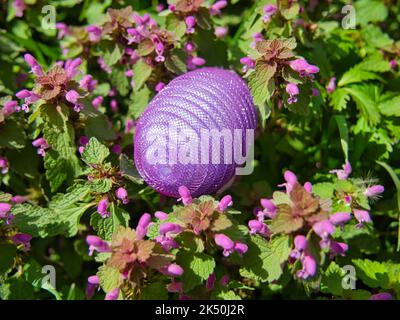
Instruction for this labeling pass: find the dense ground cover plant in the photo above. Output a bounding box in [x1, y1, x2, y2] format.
[0, 0, 400, 300]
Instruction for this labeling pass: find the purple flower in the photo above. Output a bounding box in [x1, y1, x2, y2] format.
[329, 212, 351, 226]
[278, 170, 298, 193]
[329, 240, 348, 258]
[206, 273, 216, 291]
[248, 219, 270, 237]
[0, 202, 12, 223]
[214, 233, 234, 257]
[187, 56, 206, 70]
[24, 54, 43, 76]
[156, 235, 179, 251]
[12, 233, 32, 251]
[369, 292, 393, 300]
[313, 220, 335, 240]
[289, 59, 319, 77]
[240, 57, 255, 73]
[105, 288, 119, 300]
[185, 16, 196, 34]
[390, 59, 398, 70]
[115, 187, 129, 204]
[290, 235, 308, 260]
[262, 4, 277, 22]
[79, 75, 97, 92]
[330, 161, 352, 180]
[13, 0, 26, 18]
[155, 82, 166, 92]
[159, 222, 182, 235]
[364, 185, 384, 198]
[97, 197, 110, 218]
[163, 263, 184, 277]
[178, 186, 193, 206]
[16, 89, 39, 112]
[311, 88, 319, 96]
[218, 195, 233, 212]
[98, 57, 111, 74]
[65, 58, 82, 79]
[214, 27, 228, 38]
[250, 32, 263, 49]
[353, 209, 371, 228]
[65, 90, 80, 104]
[296, 254, 317, 279]
[260, 198, 277, 218]
[136, 213, 151, 239]
[286, 82, 299, 104]
[92, 96, 103, 108]
[220, 275, 230, 286]
[56, 23, 70, 39]
[10, 195, 28, 204]
[32, 137, 49, 157]
[86, 275, 100, 299]
[111, 144, 121, 155]
[304, 182, 313, 193]
[234, 242, 248, 256]
[326, 77, 337, 94]
[3, 100, 18, 117]
[125, 119, 136, 134]
[184, 42, 196, 53]
[0, 156, 9, 174]
[87, 25, 102, 42]
[210, 0, 227, 15]
[155, 211, 168, 220]
[86, 235, 111, 256]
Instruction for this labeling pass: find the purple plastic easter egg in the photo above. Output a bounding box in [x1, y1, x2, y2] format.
[134, 67, 257, 198]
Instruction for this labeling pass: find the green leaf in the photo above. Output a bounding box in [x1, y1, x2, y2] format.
[85, 115, 117, 141]
[312, 183, 335, 199]
[320, 261, 345, 296]
[141, 281, 168, 300]
[240, 235, 291, 282]
[338, 68, 381, 87]
[89, 178, 113, 193]
[0, 120, 26, 149]
[103, 42, 123, 67]
[248, 61, 276, 106]
[98, 265, 123, 293]
[355, 0, 388, 26]
[0, 243, 16, 277]
[334, 115, 349, 162]
[165, 14, 186, 39]
[177, 251, 215, 291]
[352, 259, 389, 288]
[165, 50, 187, 75]
[129, 85, 151, 119]
[330, 88, 350, 111]
[110, 67, 130, 96]
[0, 277, 35, 300]
[119, 154, 143, 184]
[82, 137, 110, 165]
[212, 288, 241, 300]
[133, 59, 153, 91]
[379, 96, 400, 117]
[376, 161, 400, 250]
[90, 203, 130, 241]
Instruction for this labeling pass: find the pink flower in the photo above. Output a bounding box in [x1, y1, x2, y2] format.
[97, 197, 110, 218]
[329, 212, 351, 226]
[290, 235, 308, 260]
[24, 54, 43, 76]
[86, 275, 100, 299]
[289, 59, 319, 77]
[98, 57, 112, 74]
[3, 100, 18, 116]
[187, 56, 206, 70]
[286, 82, 299, 104]
[155, 82, 166, 92]
[125, 119, 136, 134]
[364, 185, 384, 198]
[313, 220, 335, 240]
[155, 211, 168, 220]
[262, 4, 277, 22]
[248, 219, 271, 237]
[250, 32, 263, 49]
[92, 96, 103, 108]
[178, 186, 192, 206]
[105, 288, 119, 300]
[87, 25, 102, 42]
[32, 137, 49, 157]
[353, 209, 371, 228]
[390, 59, 398, 70]
[214, 234, 234, 257]
[10, 195, 28, 204]
[218, 195, 233, 212]
[56, 23, 70, 39]
[260, 198, 277, 218]
[115, 187, 129, 204]
[184, 42, 196, 53]
[65, 90, 79, 104]
[167, 280, 183, 293]
[234, 242, 248, 256]
[0, 156, 9, 174]
[159, 222, 182, 235]
[79, 75, 97, 92]
[206, 273, 216, 291]
[86, 235, 111, 256]
[163, 263, 184, 277]
[329, 240, 348, 258]
[304, 182, 313, 193]
[136, 213, 151, 239]
[65, 58, 82, 79]
[185, 16, 196, 34]
[296, 254, 317, 279]
[111, 144, 121, 155]
[13, 0, 26, 18]
[330, 162, 352, 180]
[240, 57, 255, 73]
[214, 26, 228, 38]
[326, 77, 337, 93]
[0, 202, 12, 215]
[210, 0, 227, 15]
[278, 170, 298, 193]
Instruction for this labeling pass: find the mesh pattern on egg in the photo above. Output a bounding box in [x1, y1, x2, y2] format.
[134, 67, 257, 197]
